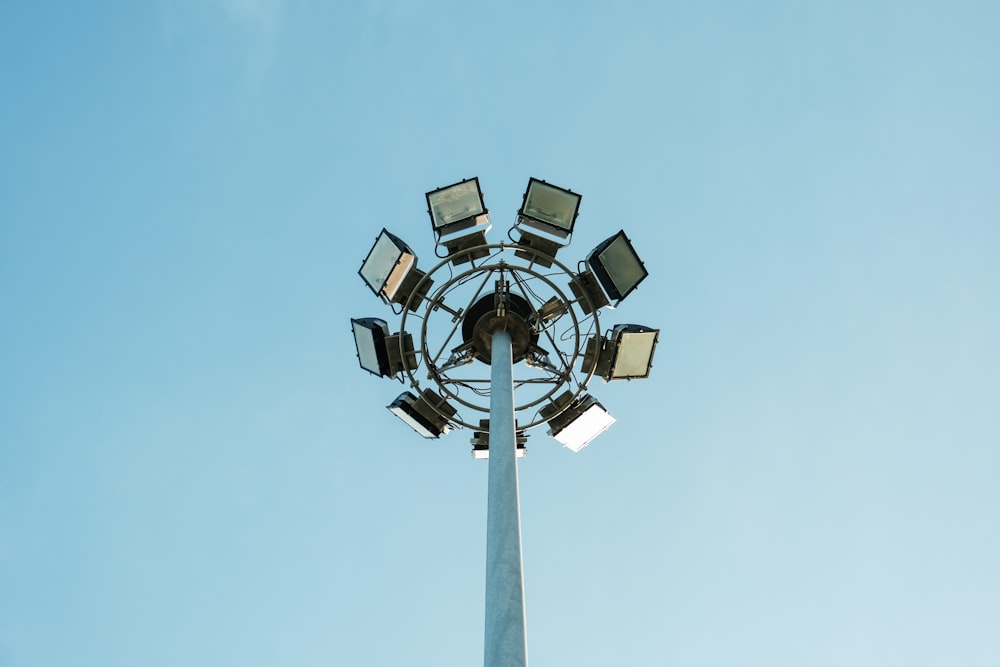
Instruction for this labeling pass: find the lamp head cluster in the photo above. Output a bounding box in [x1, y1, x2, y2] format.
[351, 176, 659, 456]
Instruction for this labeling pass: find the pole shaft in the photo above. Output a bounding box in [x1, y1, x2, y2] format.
[484, 328, 528, 667]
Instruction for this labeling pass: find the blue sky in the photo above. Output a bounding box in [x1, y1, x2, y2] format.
[2, 1, 998, 665]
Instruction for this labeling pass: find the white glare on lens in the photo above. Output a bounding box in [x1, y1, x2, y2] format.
[554, 404, 615, 452]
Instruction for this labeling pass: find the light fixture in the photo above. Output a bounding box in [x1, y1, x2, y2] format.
[427, 178, 490, 237]
[471, 419, 527, 459]
[539, 391, 616, 452]
[517, 178, 581, 239]
[513, 179, 581, 268]
[351, 317, 417, 378]
[586, 230, 648, 305]
[359, 228, 432, 311]
[426, 178, 492, 265]
[583, 324, 659, 381]
[387, 388, 457, 439]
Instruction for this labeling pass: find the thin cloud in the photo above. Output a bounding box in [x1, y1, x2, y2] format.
[158, 0, 285, 88]
[221, 0, 284, 87]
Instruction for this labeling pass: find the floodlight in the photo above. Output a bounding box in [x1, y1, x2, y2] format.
[358, 229, 432, 311]
[586, 230, 648, 305]
[540, 391, 616, 452]
[517, 178, 581, 239]
[387, 388, 457, 439]
[471, 419, 527, 459]
[351, 317, 417, 378]
[583, 324, 659, 381]
[427, 178, 489, 238]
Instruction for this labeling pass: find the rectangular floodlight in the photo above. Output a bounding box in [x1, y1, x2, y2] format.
[351, 317, 392, 377]
[607, 324, 659, 380]
[359, 229, 416, 301]
[587, 230, 648, 304]
[387, 389, 455, 439]
[518, 178, 581, 238]
[541, 392, 615, 452]
[426, 178, 489, 237]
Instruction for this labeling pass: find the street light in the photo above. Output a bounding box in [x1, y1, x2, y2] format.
[350, 177, 658, 667]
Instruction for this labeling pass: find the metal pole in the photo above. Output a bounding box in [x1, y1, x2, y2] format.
[484, 327, 528, 667]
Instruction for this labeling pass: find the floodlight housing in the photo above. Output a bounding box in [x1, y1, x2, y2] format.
[387, 388, 457, 439]
[513, 229, 563, 268]
[441, 227, 492, 266]
[351, 317, 417, 378]
[569, 269, 611, 315]
[517, 178, 581, 239]
[583, 324, 659, 381]
[358, 229, 432, 311]
[540, 391, 616, 452]
[351, 317, 391, 377]
[471, 419, 527, 459]
[427, 178, 490, 238]
[586, 230, 648, 305]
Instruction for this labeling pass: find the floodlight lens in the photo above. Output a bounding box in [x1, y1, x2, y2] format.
[360, 230, 414, 297]
[611, 329, 658, 379]
[521, 179, 580, 233]
[428, 180, 485, 230]
[554, 402, 616, 452]
[589, 231, 648, 302]
[351, 317, 390, 376]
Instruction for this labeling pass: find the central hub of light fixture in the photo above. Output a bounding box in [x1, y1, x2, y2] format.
[462, 291, 538, 365]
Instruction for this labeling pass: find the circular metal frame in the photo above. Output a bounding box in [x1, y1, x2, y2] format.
[397, 241, 602, 431]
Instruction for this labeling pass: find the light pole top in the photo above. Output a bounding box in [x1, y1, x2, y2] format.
[351, 177, 659, 453]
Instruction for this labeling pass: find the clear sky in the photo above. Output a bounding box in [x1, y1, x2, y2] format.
[2, 1, 998, 665]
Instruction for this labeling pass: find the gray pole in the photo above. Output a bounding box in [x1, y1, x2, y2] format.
[484, 327, 528, 667]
